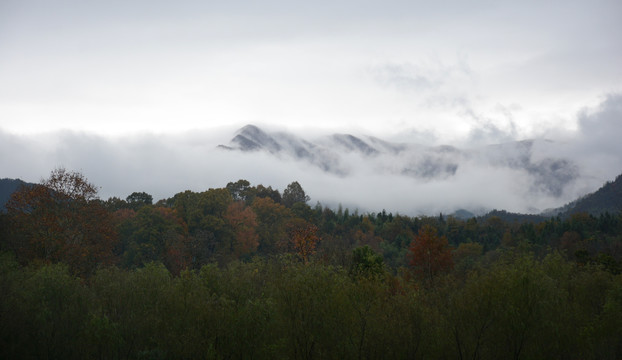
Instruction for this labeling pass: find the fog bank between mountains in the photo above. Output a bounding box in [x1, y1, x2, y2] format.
[1, 95, 621, 216]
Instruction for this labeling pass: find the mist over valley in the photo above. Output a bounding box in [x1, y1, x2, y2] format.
[2, 94, 621, 216]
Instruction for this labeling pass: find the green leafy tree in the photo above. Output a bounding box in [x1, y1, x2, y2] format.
[349, 245, 385, 279]
[1, 262, 89, 359]
[251, 197, 293, 255]
[116, 206, 190, 273]
[125, 191, 153, 210]
[270, 262, 350, 359]
[255, 184, 282, 203]
[173, 188, 232, 234]
[282, 181, 310, 208]
[103, 196, 128, 212]
[452, 242, 483, 275]
[170, 189, 233, 265]
[226, 179, 252, 203]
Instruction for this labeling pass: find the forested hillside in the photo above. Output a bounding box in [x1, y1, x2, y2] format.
[1, 168, 621, 359]
[561, 173, 622, 216]
[0, 178, 32, 211]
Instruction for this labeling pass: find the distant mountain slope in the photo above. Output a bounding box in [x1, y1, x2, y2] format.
[479, 210, 548, 224]
[0, 178, 32, 211]
[554, 173, 622, 217]
[218, 124, 581, 202]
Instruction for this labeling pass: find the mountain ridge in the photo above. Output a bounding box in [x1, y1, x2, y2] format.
[543, 173, 622, 218]
[0, 178, 32, 211]
[218, 124, 582, 202]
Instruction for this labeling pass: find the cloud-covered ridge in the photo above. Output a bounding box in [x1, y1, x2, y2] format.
[1, 95, 621, 216]
[219, 124, 580, 200]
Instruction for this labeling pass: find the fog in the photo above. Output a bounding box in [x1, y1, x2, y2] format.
[1, 95, 621, 216]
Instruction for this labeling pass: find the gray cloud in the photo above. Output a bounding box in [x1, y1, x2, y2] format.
[465, 114, 519, 146]
[1, 0, 620, 218]
[529, 94, 622, 198]
[373, 64, 440, 92]
[1, 0, 619, 143]
[372, 57, 472, 94]
[1, 94, 621, 216]
[577, 94, 622, 155]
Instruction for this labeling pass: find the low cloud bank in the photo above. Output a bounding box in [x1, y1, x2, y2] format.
[2, 95, 621, 216]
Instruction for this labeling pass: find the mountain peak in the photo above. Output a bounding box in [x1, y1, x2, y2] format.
[218, 125, 585, 206]
[331, 134, 379, 156]
[230, 124, 282, 153]
[236, 124, 263, 136]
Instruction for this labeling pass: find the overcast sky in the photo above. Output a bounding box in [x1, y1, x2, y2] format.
[2, 0, 621, 140]
[1, 0, 621, 214]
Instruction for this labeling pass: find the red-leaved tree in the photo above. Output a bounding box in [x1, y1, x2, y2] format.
[407, 224, 453, 283]
[288, 221, 320, 264]
[224, 201, 259, 259]
[5, 168, 118, 276]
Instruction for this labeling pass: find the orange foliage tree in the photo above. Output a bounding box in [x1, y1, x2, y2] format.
[5, 168, 118, 276]
[224, 201, 259, 259]
[407, 224, 453, 283]
[288, 221, 320, 264]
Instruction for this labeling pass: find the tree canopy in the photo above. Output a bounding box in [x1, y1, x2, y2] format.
[283, 181, 310, 207]
[1, 169, 622, 358]
[4, 168, 118, 275]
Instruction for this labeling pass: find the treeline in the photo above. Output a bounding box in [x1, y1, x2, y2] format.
[0, 168, 622, 358]
[1, 251, 621, 359]
[1, 169, 621, 276]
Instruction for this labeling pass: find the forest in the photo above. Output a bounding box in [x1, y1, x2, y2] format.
[1, 168, 621, 359]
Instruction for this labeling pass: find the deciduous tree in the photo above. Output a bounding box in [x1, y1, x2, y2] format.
[288, 221, 319, 264]
[407, 225, 453, 283]
[251, 197, 292, 255]
[116, 206, 190, 273]
[224, 201, 259, 259]
[349, 245, 385, 279]
[282, 181, 310, 208]
[226, 179, 252, 203]
[126, 191, 153, 210]
[5, 168, 118, 276]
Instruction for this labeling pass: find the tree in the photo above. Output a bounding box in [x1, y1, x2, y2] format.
[289, 221, 320, 264]
[251, 197, 292, 255]
[172, 188, 232, 234]
[5, 168, 118, 276]
[223, 201, 259, 259]
[126, 192, 153, 210]
[226, 179, 252, 203]
[452, 242, 483, 275]
[255, 184, 282, 204]
[116, 206, 190, 274]
[407, 225, 453, 283]
[4, 262, 90, 359]
[103, 196, 128, 212]
[44, 168, 98, 200]
[282, 181, 310, 208]
[349, 245, 384, 279]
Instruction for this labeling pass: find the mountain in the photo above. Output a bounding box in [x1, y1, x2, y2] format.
[218, 124, 581, 200]
[479, 210, 548, 224]
[443, 172, 622, 221]
[545, 173, 622, 217]
[2, 125, 613, 218]
[0, 178, 32, 211]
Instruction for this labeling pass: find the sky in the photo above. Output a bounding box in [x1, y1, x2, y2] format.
[1, 0, 621, 214]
